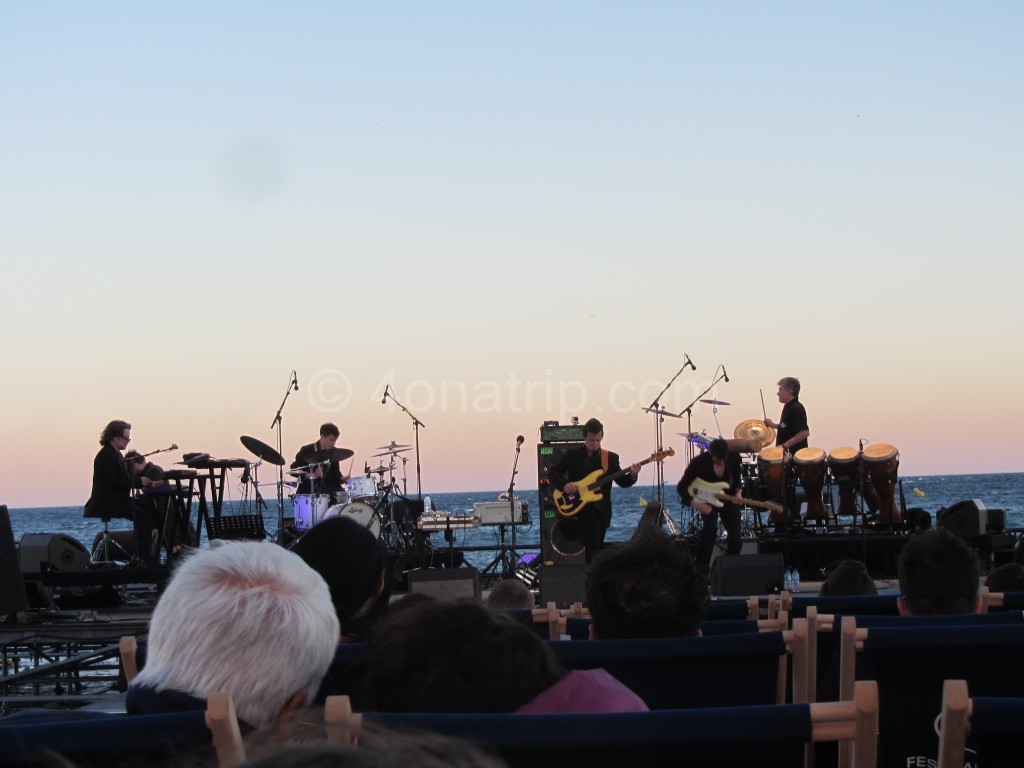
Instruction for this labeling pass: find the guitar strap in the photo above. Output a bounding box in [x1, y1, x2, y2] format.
[600, 450, 609, 474]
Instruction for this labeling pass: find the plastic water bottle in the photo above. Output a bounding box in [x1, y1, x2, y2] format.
[424, 495, 433, 514]
[783, 567, 793, 592]
[791, 567, 801, 593]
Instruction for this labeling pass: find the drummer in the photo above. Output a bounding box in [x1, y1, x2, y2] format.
[764, 377, 810, 454]
[291, 423, 348, 498]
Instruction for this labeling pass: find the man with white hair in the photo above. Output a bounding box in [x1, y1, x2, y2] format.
[127, 541, 339, 729]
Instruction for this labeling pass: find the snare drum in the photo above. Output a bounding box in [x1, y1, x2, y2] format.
[862, 443, 901, 524]
[346, 476, 378, 502]
[793, 447, 827, 521]
[292, 494, 332, 532]
[757, 446, 790, 523]
[323, 501, 381, 538]
[827, 447, 861, 517]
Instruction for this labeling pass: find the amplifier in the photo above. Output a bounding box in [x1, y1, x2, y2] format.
[473, 500, 529, 526]
[539, 421, 586, 443]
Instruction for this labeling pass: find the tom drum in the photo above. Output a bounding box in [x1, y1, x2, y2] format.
[346, 476, 378, 502]
[323, 501, 381, 538]
[293, 494, 332, 532]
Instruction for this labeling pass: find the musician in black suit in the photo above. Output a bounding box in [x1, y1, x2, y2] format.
[291, 422, 347, 496]
[547, 418, 640, 562]
[126, 450, 167, 564]
[84, 420, 136, 521]
[677, 438, 743, 574]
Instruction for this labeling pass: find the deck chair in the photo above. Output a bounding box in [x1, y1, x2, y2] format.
[938, 679, 1024, 768]
[0, 691, 242, 767]
[704, 595, 760, 620]
[551, 621, 808, 708]
[789, 593, 901, 620]
[119, 635, 140, 684]
[838, 621, 1024, 768]
[326, 680, 878, 768]
[984, 590, 1024, 611]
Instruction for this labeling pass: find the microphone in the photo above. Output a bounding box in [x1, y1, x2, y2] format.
[292, 371, 299, 391]
[516, 435, 525, 449]
[382, 384, 389, 405]
[685, 354, 696, 371]
[169, 443, 178, 451]
[722, 366, 730, 383]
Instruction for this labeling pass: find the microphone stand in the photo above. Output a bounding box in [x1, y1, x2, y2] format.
[270, 372, 298, 545]
[136, 444, 178, 460]
[382, 387, 426, 500]
[645, 358, 692, 508]
[507, 439, 524, 577]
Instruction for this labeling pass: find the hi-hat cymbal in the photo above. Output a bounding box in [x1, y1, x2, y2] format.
[314, 447, 355, 462]
[733, 419, 776, 449]
[375, 443, 411, 450]
[370, 447, 411, 458]
[642, 406, 683, 419]
[700, 399, 730, 406]
[239, 436, 286, 466]
[367, 465, 392, 473]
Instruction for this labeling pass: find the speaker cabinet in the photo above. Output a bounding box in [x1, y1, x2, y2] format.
[539, 564, 587, 609]
[1, 506, 29, 615]
[710, 553, 785, 596]
[408, 567, 481, 601]
[19, 533, 90, 574]
[937, 499, 988, 537]
[537, 441, 586, 564]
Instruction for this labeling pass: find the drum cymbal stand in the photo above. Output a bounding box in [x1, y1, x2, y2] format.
[382, 385, 425, 500]
[269, 370, 299, 545]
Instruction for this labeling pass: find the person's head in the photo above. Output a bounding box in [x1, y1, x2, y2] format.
[897, 528, 980, 616]
[582, 418, 604, 452]
[585, 529, 709, 639]
[708, 438, 729, 462]
[290, 517, 389, 641]
[319, 423, 340, 449]
[777, 377, 800, 402]
[100, 420, 131, 448]
[355, 598, 564, 713]
[486, 579, 535, 611]
[124, 450, 146, 474]
[819, 559, 877, 597]
[133, 541, 339, 728]
[985, 563, 1024, 593]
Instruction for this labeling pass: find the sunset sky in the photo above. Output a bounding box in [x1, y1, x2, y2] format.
[2, 2, 1021, 509]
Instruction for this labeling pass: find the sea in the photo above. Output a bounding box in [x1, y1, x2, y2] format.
[6, 473, 1022, 573]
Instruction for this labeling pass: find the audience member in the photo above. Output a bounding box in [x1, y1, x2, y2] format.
[819, 559, 878, 597]
[984, 562, 1024, 593]
[290, 516, 390, 642]
[897, 528, 981, 616]
[486, 579, 535, 611]
[127, 541, 339, 729]
[354, 598, 646, 714]
[585, 528, 709, 639]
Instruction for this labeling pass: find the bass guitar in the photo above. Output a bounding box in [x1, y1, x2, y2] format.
[554, 448, 674, 517]
[687, 477, 784, 517]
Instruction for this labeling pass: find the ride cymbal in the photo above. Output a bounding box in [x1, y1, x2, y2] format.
[642, 406, 683, 419]
[239, 436, 286, 466]
[375, 443, 411, 450]
[370, 447, 411, 458]
[733, 419, 776, 449]
[314, 447, 355, 462]
[700, 399, 730, 406]
[724, 437, 762, 454]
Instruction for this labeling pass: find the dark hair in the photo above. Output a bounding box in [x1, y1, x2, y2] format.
[355, 599, 564, 712]
[778, 377, 801, 397]
[99, 420, 131, 445]
[708, 438, 729, 460]
[124, 450, 146, 466]
[819, 559, 877, 597]
[898, 528, 979, 615]
[586, 529, 709, 639]
[320, 423, 340, 439]
[985, 563, 1024, 593]
[583, 418, 603, 436]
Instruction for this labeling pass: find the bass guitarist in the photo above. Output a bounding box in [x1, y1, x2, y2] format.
[677, 438, 743, 574]
[548, 418, 640, 562]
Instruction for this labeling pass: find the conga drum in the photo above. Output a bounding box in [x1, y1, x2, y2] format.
[862, 443, 902, 524]
[757, 446, 790, 524]
[793, 447, 827, 521]
[827, 447, 861, 517]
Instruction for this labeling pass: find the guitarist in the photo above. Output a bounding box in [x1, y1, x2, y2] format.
[677, 438, 743, 574]
[548, 418, 641, 562]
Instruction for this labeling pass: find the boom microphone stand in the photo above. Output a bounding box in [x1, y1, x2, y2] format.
[270, 370, 299, 544]
[643, 354, 695, 507]
[381, 384, 426, 500]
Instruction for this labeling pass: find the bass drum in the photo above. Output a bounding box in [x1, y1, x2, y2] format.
[323, 501, 381, 538]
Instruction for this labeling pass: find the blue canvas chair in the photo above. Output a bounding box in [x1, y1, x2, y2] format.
[938, 679, 1024, 768]
[327, 680, 878, 768]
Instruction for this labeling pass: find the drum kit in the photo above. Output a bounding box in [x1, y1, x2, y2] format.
[680, 414, 903, 528]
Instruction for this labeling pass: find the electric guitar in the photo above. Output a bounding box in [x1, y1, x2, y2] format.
[554, 448, 675, 517]
[687, 477, 784, 516]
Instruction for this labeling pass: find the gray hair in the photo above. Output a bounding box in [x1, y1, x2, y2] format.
[134, 541, 339, 727]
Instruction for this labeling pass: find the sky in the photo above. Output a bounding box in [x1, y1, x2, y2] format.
[2, 2, 1022, 509]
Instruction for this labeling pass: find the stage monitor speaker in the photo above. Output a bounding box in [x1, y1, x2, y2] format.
[539, 564, 587, 609]
[19, 533, 90, 574]
[408, 567, 481, 601]
[710, 553, 785, 597]
[937, 499, 988, 537]
[1, 506, 29, 615]
[537, 441, 586, 564]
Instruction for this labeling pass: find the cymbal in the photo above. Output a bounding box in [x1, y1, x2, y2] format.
[313, 447, 355, 462]
[733, 419, 776, 450]
[700, 399, 730, 406]
[367, 465, 392, 474]
[724, 437, 762, 453]
[642, 406, 682, 419]
[370, 447, 411, 458]
[375, 443, 411, 450]
[239, 436, 286, 466]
